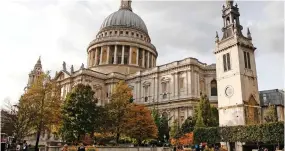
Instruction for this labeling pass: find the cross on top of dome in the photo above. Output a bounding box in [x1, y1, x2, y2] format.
[120, 0, 132, 11]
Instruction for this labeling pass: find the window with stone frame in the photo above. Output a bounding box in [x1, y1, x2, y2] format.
[223, 53, 231, 72]
[144, 86, 149, 102]
[162, 82, 167, 99]
[117, 46, 122, 64]
[211, 79, 217, 96]
[244, 51, 251, 69]
[179, 76, 184, 90]
[124, 46, 130, 64]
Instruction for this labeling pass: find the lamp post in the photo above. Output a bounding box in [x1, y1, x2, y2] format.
[35, 79, 47, 151]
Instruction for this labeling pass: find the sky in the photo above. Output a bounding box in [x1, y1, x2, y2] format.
[0, 0, 284, 106]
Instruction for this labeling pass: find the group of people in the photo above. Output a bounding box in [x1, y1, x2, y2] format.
[62, 143, 86, 151]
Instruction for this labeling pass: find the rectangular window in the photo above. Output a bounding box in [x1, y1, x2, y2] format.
[179, 77, 184, 90]
[226, 53, 231, 70]
[223, 53, 231, 72]
[247, 52, 251, 69]
[162, 82, 167, 92]
[144, 86, 149, 102]
[244, 51, 251, 69]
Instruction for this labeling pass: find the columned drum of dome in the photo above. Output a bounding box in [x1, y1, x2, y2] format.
[87, 0, 157, 74]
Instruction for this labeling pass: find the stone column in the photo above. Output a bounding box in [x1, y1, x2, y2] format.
[129, 46, 132, 65]
[94, 48, 98, 66]
[107, 45, 110, 64]
[136, 48, 139, 66]
[99, 47, 103, 65]
[114, 45, 117, 64]
[147, 52, 150, 68]
[121, 45, 125, 64]
[142, 50, 145, 68]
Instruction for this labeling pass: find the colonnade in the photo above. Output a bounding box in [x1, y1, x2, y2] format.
[88, 45, 156, 68]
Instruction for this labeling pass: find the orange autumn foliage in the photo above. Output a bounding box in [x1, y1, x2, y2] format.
[123, 103, 158, 144]
[170, 132, 193, 146]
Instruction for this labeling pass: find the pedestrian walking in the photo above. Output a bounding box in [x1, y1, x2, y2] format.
[22, 140, 28, 151]
[77, 143, 85, 151]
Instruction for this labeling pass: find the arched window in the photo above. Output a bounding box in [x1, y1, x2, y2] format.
[211, 80, 217, 96]
[226, 17, 230, 25]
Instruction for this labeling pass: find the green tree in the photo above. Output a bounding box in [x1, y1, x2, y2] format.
[194, 94, 219, 127]
[170, 119, 180, 139]
[195, 109, 205, 128]
[264, 104, 278, 123]
[60, 84, 100, 142]
[180, 116, 196, 134]
[152, 108, 170, 143]
[106, 81, 132, 144]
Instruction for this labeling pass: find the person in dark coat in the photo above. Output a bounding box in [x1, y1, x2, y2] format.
[22, 141, 28, 151]
[77, 143, 85, 151]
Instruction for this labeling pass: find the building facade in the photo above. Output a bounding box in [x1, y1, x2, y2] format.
[260, 89, 284, 122]
[53, 0, 218, 127]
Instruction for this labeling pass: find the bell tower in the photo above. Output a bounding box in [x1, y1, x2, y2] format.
[214, 0, 260, 127]
[25, 57, 43, 91]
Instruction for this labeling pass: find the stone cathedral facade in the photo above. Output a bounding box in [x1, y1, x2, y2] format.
[52, 0, 218, 126]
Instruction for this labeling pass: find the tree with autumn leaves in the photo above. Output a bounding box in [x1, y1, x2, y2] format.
[18, 72, 62, 150]
[106, 81, 158, 144]
[123, 103, 158, 145]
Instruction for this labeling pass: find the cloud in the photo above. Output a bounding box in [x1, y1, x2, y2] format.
[0, 0, 283, 106]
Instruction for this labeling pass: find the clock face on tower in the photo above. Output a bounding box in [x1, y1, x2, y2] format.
[225, 85, 234, 97]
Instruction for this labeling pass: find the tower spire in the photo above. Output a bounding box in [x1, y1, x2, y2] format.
[34, 56, 42, 69]
[120, 0, 132, 11]
[215, 31, 219, 43]
[247, 27, 252, 40]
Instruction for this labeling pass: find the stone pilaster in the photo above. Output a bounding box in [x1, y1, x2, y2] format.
[107, 45, 110, 64]
[142, 49, 145, 68]
[191, 68, 195, 96]
[136, 47, 139, 66]
[99, 47, 103, 65]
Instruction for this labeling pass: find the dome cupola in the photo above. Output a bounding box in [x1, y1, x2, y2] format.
[87, 0, 157, 75]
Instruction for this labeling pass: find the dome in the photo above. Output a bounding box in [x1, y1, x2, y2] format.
[100, 1, 148, 34]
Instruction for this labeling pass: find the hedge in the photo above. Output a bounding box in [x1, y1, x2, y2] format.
[194, 122, 284, 144]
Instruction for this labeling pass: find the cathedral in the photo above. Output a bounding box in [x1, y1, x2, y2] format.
[53, 0, 218, 127]
[27, 0, 260, 131]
